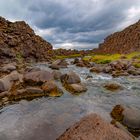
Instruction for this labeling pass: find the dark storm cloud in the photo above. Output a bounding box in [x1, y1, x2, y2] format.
[0, 0, 140, 49]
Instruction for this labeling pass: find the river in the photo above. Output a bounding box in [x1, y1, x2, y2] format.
[0, 60, 140, 140]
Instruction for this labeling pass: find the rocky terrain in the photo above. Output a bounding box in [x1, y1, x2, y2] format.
[94, 20, 140, 54]
[0, 17, 53, 64]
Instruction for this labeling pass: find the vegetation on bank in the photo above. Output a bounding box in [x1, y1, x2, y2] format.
[83, 52, 140, 64]
[54, 54, 82, 60]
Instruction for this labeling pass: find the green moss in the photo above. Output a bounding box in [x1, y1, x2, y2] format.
[16, 52, 23, 63]
[111, 105, 124, 121]
[133, 62, 140, 68]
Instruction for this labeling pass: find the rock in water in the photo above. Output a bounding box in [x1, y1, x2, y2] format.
[61, 72, 87, 94]
[111, 105, 140, 136]
[61, 72, 81, 84]
[0, 71, 20, 93]
[57, 114, 133, 140]
[23, 70, 54, 85]
[103, 82, 123, 91]
[0, 16, 53, 62]
[50, 59, 68, 70]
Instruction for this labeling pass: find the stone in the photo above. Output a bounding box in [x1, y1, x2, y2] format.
[127, 66, 140, 75]
[0, 62, 16, 72]
[67, 83, 87, 94]
[104, 82, 123, 91]
[0, 71, 20, 93]
[111, 105, 140, 136]
[110, 60, 131, 71]
[42, 81, 63, 97]
[25, 87, 43, 95]
[103, 65, 112, 73]
[86, 75, 93, 79]
[50, 59, 68, 69]
[73, 58, 80, 64]
[75, 60, 92, 68]
[49, 64, 60, 70]
[52, 71, 62, 80]
[23, 70, 53, 85]
[12, 87, 44, 100]
[90, 66, 102, 73]
[61, 72, 81, 84]
[76, 62, 85, 67]
[112, 71, 129, 77]
[0, 91, 10, 98]
[57, 114, 133, 140]
[24, 67, 41, 73]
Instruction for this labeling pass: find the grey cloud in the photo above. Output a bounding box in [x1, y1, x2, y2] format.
[0, 0, 140, 49]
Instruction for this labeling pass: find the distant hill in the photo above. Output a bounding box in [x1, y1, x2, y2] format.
[0, 17, 53, 62]
[94, 20, 140, 54]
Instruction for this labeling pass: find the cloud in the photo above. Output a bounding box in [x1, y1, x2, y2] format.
[0, 0, 140, 49]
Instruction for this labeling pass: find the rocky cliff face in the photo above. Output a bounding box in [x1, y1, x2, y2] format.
[0, 17, 53, 62]
[94, 20, 140, 54]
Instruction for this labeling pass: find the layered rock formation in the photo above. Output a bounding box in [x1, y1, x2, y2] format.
[0, 17, 53, 63]
[94, 20, 140, 54]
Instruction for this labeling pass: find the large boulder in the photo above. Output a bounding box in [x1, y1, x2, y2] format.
[57, 114, 133, 140]
[61, 72, 81, 84]
[61, 72, 87, 94]
[42, 81, 63, 97]
[111, 105, 140, 136]
[0, 71, 20, 93]
[23, 70, 54, 85]
[0, 62, 17, 73]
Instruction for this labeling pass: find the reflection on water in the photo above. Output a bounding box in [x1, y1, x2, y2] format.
[0, 61, 140, 140]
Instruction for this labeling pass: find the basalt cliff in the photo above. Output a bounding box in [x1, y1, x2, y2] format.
[0, 17, 53, 63]
[94, 20, 140, 54]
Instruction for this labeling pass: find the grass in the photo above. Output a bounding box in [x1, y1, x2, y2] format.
[55, 54, 82, 60]
[16, 52, 24, 63]
[133, 62, 140, 68]
[83, 54, 121, 64]
[83, 52, 140, 64]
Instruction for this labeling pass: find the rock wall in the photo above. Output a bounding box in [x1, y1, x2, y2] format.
[94, 20, 140, 54]
[0, 17, 53, 62]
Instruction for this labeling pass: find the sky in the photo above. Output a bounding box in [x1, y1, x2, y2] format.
[0, 0, 140, 50]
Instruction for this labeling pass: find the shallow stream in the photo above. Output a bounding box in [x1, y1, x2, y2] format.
[0, 60, 140, 140]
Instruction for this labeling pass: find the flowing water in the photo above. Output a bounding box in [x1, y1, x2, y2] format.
[0, 60, 140, 140]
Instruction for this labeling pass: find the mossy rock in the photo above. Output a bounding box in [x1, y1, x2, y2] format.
[111, 105, 124, 121]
